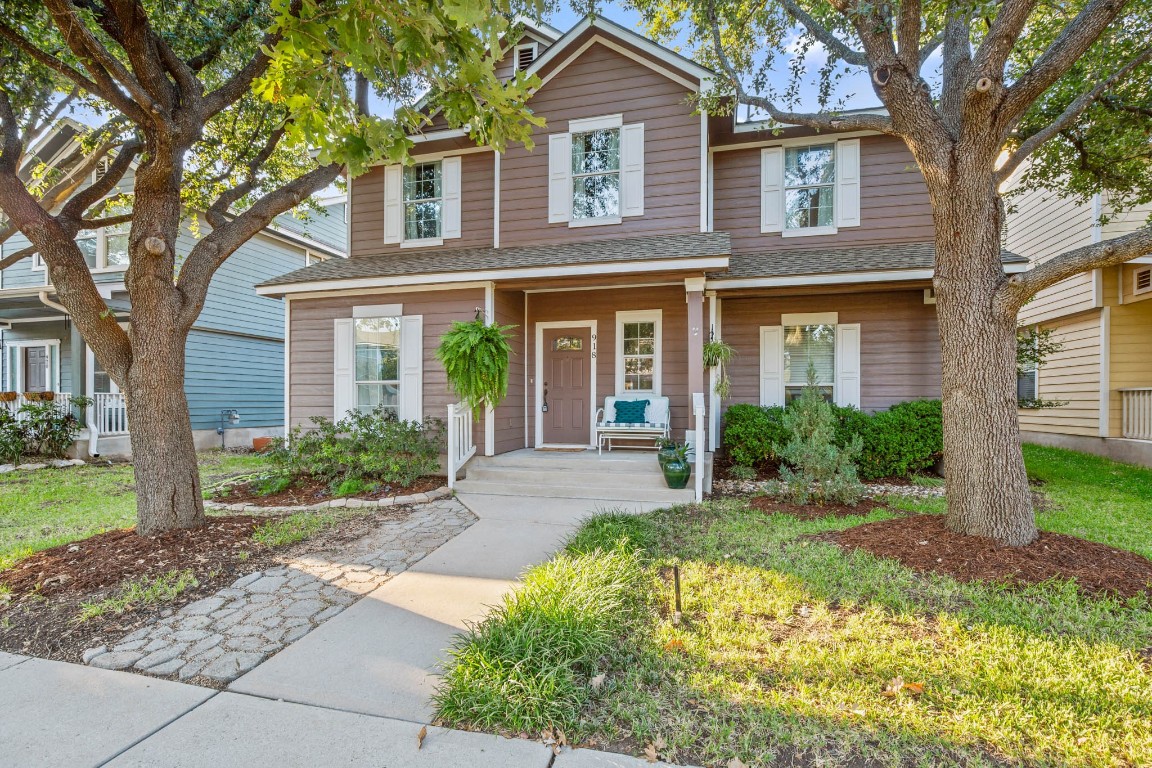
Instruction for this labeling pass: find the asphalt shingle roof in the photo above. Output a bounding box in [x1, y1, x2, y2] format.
[259, 232, 733, 287]
[711, 241, 1027, 280]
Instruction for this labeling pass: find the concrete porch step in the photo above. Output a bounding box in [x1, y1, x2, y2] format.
[462, 464, 670, 490]
[451, 478, 695, 504]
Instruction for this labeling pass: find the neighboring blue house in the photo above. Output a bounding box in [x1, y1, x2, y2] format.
[0, 123, 346, 458]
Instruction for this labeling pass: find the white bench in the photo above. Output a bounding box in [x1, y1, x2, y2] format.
[595, 394, 670, 454]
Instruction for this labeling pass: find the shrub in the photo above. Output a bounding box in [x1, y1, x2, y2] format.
[857, 399, 943, 479]
[722, 403, 788, 467]
[0, 397, 91, 464]
[437, 319, 516, 416]
[775, 371, 864, 505]
[269, 407, 444, 492]
[0, 409, 24, 465]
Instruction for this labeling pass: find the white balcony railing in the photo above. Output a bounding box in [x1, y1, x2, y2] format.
[1120, 388, 1152, 440]
[91, 392, 129, 437]
[692, 391, 705, 503]
[0, 392, 73, 420]
[446, 400, 477, 490]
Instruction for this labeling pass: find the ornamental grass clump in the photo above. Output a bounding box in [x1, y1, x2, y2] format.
[437, 318, 516, 417]
[776, 366, 865, 505]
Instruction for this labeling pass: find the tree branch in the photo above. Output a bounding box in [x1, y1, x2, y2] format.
[780, 0, 867, 66]
[972, 0, 1037, 77]
[58, 140, 141, 224]
[1000, 0, 1134, 124]
[705, 2, 895, 134]
[896, 0, 923, 71]
[996, 226, 1152, 314]
[80, 213, 132, 229]
[204, 125, 287, 228]
[995, 47, 1152, 185]
[0, 244, 37, 271]
[0, 22, 107, 105]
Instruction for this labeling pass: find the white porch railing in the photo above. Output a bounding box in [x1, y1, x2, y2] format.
[0, 392, 73, 420]
[446, 401, 477, 490]
[1120, 388, 1152, 440]
[90, 392, 129, 437]
[692, 391, 705, 503]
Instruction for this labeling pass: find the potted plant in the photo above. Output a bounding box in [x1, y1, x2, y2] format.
[436, 317, 516, 417]
[655, 436, 678, 469]
[661, 442, 692, 489]
[703, 338, 735, 399]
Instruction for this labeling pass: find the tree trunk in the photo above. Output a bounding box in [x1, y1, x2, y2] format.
[931, 166, 1038, 546]
[123, 327, 204, 536]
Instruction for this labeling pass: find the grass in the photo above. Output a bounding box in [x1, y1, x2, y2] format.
[436, 448, 1152, 767]
[76, 568, 199, 622]
[0, 452, 269, 570]
[252, 510, 339, 547]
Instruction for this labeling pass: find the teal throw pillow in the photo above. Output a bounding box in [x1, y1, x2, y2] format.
[613, 399, 649, 424]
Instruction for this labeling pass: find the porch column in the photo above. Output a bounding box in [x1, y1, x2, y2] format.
[685, 276, 706, 409]
[68, 319, 84, 398]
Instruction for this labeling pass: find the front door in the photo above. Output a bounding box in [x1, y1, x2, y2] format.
[24, 347, 48, 392]
[542, 327, 592, 445]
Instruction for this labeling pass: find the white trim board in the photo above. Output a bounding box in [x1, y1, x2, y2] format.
[706, 263, 1028, 290]
[258, 256, 731, 297]
[534, 319, 598, 448]
[615, 309, 663, 396]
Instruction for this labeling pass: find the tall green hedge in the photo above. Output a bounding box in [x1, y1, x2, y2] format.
[722, 399, 943, 480]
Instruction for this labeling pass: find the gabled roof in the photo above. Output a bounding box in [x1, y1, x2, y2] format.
[257, 232, 731, 293]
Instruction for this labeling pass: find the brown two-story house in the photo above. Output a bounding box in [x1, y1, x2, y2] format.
[257, 15, 1026, 469]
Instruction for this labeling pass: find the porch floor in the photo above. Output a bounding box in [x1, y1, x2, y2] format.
[454, 448, 709, 504]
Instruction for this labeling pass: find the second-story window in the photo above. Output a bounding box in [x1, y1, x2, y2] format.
[784, 145, 835, 231]
[571, 128, 620, 221]
[69, 221, 129, 271]
[403, 161, 442, 241]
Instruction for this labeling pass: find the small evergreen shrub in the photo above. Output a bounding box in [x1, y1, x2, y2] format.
[268, 407, 444, 492]
[722, 403, 788, 467]
[857, 399, 943, 479]
[775, 371, 864, 505]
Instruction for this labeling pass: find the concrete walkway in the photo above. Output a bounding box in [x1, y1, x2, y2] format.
[0, 492, 673, 768]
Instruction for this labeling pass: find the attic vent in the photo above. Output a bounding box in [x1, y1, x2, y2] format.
[93, 156, 111, 182]
[1136, 267, 1152, 295]
[515, 43, 538, 71]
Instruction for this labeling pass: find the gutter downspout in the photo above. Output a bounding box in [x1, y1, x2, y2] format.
[37, 291, 99, 455]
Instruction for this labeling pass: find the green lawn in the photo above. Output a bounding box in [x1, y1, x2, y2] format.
[436, 446, 1152, 767]
[0, 452, 268, 570]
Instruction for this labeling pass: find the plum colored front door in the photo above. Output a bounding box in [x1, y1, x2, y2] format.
[542, 327, 592, 445]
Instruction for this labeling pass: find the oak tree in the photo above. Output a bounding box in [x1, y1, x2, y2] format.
[0, 0, 540, 534]
[631, 0, 1152, 545]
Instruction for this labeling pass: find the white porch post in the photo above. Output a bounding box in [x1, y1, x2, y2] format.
[685, 277, 706, 446]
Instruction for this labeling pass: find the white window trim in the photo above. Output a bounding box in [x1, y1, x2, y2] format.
[4, 339, 61, 393]
[759, 317, 861, 408]
[782, 142, 837, 237]
[34, 228, 130, 273]
[615, 309, 662, 395]
[569, 114, 623, 133]
[400, 237, 444, 249]
[761, 137, 862, 237]
[352, 315, 402, 416]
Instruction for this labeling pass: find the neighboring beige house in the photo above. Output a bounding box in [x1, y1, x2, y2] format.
[1004, 164, 1152, 466]
[257, 15, 1025, 489]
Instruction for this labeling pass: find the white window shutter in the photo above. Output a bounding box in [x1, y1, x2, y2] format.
[759, 326, 785, 406]
[836, 139, 861, 228]
[383, 165, 403, 244]
[620, 123, 645, 217]
[548, 133, 572, 223]
[761, 147, 784, 233]
[442, 156, 462, 239]
[399, 315, 424, 422]
[333, 318, 356, 420]
[835, 323, 862, 408]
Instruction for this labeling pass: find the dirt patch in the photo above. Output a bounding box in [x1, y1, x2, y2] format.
[214, 475, 444, 507]
[748, 496, 890, 520]
[819, 514, 1152, 599]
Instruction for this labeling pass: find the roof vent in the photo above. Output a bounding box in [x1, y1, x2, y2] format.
[515, 43, 538, 71]
[93, 156, 111, 182]
[1136, 266, 1152, 295]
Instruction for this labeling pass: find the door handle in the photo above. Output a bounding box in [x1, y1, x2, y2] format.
[542, 383, 549, 413]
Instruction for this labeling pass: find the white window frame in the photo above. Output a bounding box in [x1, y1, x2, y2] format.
[760, 137, 861, 238]
[32, 225, 129, 273]
[759, 313, 861, 408]
[352, 316, 402, 417]
[86, 343, 121, 396]
[1017, 327, 1040, 404]
[400, 160, 444, 248]
[570, 116, 623, 228]
[514, 42, 538, 71]
[615, 309, 662, 395]
[782, 143, 838, 237]
[548, 114, 644, 229]
[384, 155, 461, 248]
[4, 339, 61, 393]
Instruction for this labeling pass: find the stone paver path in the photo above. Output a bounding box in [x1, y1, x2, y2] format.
[83, 497, 475, 683]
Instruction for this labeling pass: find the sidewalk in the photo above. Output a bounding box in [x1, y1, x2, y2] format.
[0, 493, 673, 768]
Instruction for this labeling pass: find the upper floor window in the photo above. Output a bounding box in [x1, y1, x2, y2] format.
[571, 128, 620, 221]
[761, 139, 860, 237]
[403, 161, 442, 241]
[548, 115, 644, 227]
[382, 156, 461, 247]
[785, 145, 835, 231]
[37, 221, 129, 272]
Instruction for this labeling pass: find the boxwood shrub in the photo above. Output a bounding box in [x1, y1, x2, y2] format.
[722, 399, 943, 480]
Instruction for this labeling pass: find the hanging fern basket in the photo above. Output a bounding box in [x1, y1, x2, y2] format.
[436, 318, 516, 419]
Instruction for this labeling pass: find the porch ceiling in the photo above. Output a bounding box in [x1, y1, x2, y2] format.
[0, 293, 130, 322]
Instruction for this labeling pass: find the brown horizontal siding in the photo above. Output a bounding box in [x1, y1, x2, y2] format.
[719, 289, 942, 417]
[494, 288, 527, 453]
[524, 285, 693, 443]
[288, 289, 484, 449]
[713, 135, 936, 255]
[499, 41, 701, 247]
[349, 151, 494, 258]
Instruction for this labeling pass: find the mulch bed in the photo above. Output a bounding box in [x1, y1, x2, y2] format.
[0, 516, 285, 663]
[819, 514, 1152, 599]
[749, 496, 889, 520]
[215, 475, 444, 507]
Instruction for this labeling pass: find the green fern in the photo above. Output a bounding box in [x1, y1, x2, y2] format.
[436, 319, 516, 418]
